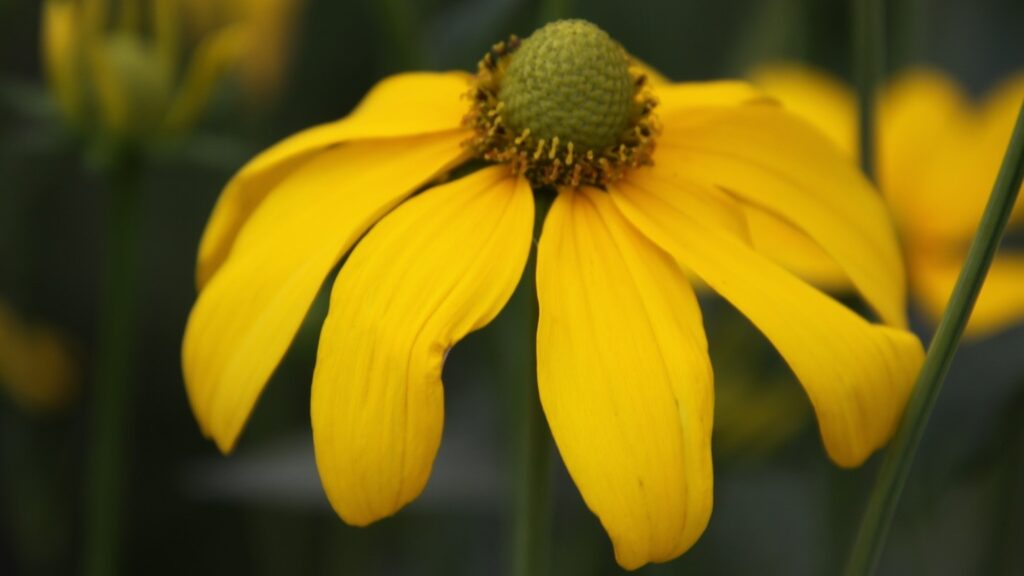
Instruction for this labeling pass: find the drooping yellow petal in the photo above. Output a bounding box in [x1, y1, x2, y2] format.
[750, 64, 858, 157]
[182, 132, 468, 452]
[311, 167, 533, 526]
[536, 187, 713, 570]
[196, 71, 473, 286]
[745, 206, 851, 290]
[657, 80, 766, 114]
[912, 251, 1024, 338]
[656, 104, 908, 328]
[611, 177, 924, 468]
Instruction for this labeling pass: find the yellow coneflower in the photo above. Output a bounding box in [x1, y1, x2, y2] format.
[754, 64, 1024, 337]
[184, 20, 923, 569]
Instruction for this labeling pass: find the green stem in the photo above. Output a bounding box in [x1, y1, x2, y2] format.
[84, 152, 141, 576]
[852, 0, 884, 180]
[513, 193, 552, 576]
[843, 102, 1024, 576]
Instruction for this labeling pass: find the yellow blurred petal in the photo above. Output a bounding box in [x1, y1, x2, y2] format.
[311, 167, 532, 525]
[878, 70, 978, 241]
[750, 63, 858, 157]
[196, 71, 473, 287]
[657, 104, 908, 328]
[611, 177, 924, 468]
[978, 74, 1024, 227]
[913, 252, 1024, 338]
[182, 132, 467, 452]
[42, 0, 84, 125]
[234, 0, 303, 102]
[537, 188, 713, 570]
[163, 24, 246, 134]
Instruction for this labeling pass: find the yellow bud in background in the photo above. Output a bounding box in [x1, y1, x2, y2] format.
[38, 0, 305, 147]
[91, 33, 175, 139]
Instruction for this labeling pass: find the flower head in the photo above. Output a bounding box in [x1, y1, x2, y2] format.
[754, 64, 1024, 337]
[184, 20, 924, 569]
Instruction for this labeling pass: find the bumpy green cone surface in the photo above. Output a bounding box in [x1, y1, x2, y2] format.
[499, 20, 634, 152]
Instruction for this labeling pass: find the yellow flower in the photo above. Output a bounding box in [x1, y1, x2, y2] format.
[754, 64, 1024, 337]
[0, 302, 78, 414]
[40, 0, 300, 143]
[184, 20, 924, 569]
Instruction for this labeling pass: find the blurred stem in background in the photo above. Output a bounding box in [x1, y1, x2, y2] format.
[84, 150, 142, 576]
[852, 0, 884, 180]
[373, 0, 422, 70]
[844, 102, 1024, 576]
[513, 194, 553, 576]
[890, 0, 926, 71]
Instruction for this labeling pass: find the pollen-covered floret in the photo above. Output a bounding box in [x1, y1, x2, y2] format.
[464, 20, 659, 188]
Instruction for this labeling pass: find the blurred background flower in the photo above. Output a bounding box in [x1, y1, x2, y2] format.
[40, 0, 303, 149]
[753, 63, 1024, 338]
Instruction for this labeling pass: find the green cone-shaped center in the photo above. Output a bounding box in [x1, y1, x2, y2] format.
[498, 20, 634, 152]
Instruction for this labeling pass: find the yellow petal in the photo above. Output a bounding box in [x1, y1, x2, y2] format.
[745, 205, 851, 290]
[311, 167, 533, 526]
[611, 177, 925, 468]
[750, 63, 858, 157]
[913, 251, 1024, 338]
[196, 71, 472, 286]
[657, 104, 909, 328]
[42, 0, 84, 126]
[657, 80, 766, 114]
[537, 188, 713, 570]
[182, 132, 467, 452]
[878, 70, 977, 241]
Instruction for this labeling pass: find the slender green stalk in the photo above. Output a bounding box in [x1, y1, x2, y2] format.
[512, 193, 553, 576]
[844, 102, 1024, 576]
[84, 152, 141, 576]
[852, 0, 884, 180]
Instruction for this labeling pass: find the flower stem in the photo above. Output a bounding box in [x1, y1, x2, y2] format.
[843, 101, 1024, 576]
[84, 151, 141, 576]
[513, 193, 553, 576]
[852, 0, 884, 180]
